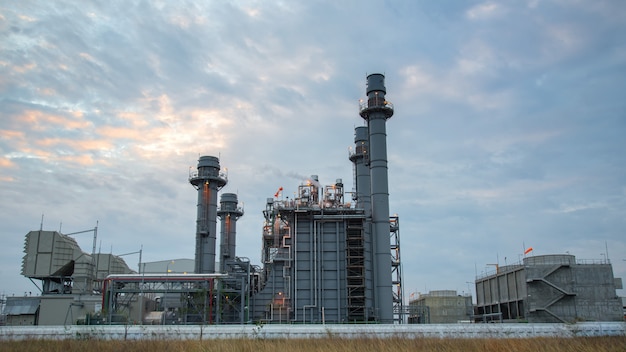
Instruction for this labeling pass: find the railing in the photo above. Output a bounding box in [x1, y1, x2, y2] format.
[576, 258, 611, 265]
[475, 256, 611, 280]
[188, 170, 228, 182]
[359, 97, 394, 113]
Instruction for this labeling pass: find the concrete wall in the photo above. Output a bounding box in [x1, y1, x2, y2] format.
[1, 323, 625, 340]
[6, 315, 36, 326]
[38, 295, 102, 325]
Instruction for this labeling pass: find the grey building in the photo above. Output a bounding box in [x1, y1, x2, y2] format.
[475, 254, 623, 323]
[10, 229, 135, 325]
[408, 290, 473, 324]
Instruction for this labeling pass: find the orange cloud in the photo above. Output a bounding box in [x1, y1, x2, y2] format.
[98, 126, 146, 141]
[19, 147, 55, 159]
[0, 129, 26, 139]
[0, 157, 16, 168]
[13, 62, 37, 73]
[117, 111, 150, 128]
[59, 154, 95, 166]
[17, 110, 92, 131]
[35, 138, 113, 152]
[0, 175, 15, 182]
[37, 87, 56, 96]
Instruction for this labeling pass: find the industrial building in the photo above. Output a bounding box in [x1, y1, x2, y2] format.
[474, 254, 623, 323]
[8, 74, 404, 325]
[5, 229, 135, 325]
[7, 74, 622, 326]
[408, 290, 473, 324]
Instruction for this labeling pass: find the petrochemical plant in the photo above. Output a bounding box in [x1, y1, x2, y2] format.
[2, 74, 623, 326]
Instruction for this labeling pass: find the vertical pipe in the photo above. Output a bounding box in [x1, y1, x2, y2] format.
[359, 73, 394, 322]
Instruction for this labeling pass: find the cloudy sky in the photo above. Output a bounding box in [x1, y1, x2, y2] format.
[1, 1, 625, 300]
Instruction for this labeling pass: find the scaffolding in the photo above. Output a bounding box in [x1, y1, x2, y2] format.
[390, 215, 404, 323]
[346, 219, 366, 321]
[101, 273, 250, 325]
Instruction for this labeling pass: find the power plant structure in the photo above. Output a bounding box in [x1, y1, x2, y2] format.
[104, 73, 403, 324]
[474, 254, 623, 323]
[9, 73, 403, 325]
[6, 74, 624, 326]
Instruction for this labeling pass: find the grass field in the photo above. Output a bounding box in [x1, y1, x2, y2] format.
[1, 337, 625, 352]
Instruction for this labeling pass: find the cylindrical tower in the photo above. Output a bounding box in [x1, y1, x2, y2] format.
[349, 126, 371, 214]
[217, 193, 244, 272]
[359, 73, 394, 322]
[349, 125, 375, 314]
[189, 156, 227, 273]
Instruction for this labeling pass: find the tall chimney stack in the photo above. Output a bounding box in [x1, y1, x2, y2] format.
[189, 156, 227, 273]
[359, 73, 394, 322]
[217, 193, 244, 272]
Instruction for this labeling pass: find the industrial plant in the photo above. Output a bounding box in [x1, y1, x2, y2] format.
[2, 74, 623, 326]
[5, 74, 404, 325]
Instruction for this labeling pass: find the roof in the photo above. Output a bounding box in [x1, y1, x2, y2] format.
[4, 297, 40, 316]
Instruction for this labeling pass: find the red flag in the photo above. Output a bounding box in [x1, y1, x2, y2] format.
[524, 247, 533, 255]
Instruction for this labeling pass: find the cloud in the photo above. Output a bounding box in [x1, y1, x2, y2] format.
[0, 0, 624, 300]
[466, 2, 506, 20]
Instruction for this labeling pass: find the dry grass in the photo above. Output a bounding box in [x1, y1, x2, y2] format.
[1, 337, 625, 352]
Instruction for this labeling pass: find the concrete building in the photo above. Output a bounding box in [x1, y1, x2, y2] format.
[475, 254, 623, 323]
[408, 290, 473, 324]
[3, 296, 39, 326]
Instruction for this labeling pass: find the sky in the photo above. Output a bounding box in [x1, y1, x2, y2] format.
[1, 1, 625, 301]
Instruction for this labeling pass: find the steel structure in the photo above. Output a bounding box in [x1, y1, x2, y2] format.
[245, 73, 402, 323]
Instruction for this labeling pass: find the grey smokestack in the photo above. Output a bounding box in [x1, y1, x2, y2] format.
[189, 156, 227, 273]
[349, 125, 374, 313]
[217, 193, 244, 272]
[350, 126, 371, 214]
[359, 73, 394, 322]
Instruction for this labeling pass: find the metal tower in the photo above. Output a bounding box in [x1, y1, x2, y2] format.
[359, 73, 394, 322]
[217, 193, 244, 272]
[189, 156, 227, 274]
[350, 126, 371, 214]
[349, 126, 374, 319]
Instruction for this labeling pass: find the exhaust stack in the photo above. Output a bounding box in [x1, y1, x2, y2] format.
[359, 73, 394, 322]
[189, 156, 227, 273]
[217, 193, 244, 272]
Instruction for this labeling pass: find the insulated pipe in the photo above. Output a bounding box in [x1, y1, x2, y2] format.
[189, 156, 227, 273]
[359, 73, 394, 323]
[217, 193, 244, 272]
